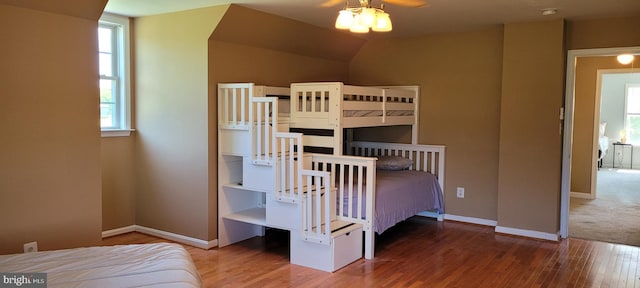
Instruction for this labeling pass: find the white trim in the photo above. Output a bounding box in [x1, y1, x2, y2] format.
[101, 225, 218, 249]
[416, 211, 444, 221]
[561, 46, 640, 239]
[495, 226, 559, 241]
[625, 83, 640, 145]
[136, 226, 218, 249]
[99, 13, 132, 132]
[444, 214, 497, 227]
[102, 225, 136, 238]
[590, 70, 605, 199]
[570, 191, 595, 199]
[101, 129, 135, 137]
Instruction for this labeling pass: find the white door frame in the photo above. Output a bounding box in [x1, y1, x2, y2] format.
[560, 46, 640, 238]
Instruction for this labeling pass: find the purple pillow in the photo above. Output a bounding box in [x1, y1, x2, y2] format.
[376, 156, 412, 171]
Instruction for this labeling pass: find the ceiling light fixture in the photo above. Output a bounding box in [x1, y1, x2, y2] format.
[335, 0, 392, 33]
[617, 54, 635, 65]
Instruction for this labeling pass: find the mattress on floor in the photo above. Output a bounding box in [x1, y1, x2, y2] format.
[0, 242, 202, 288]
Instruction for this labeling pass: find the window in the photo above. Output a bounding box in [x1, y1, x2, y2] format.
[99, 13, 131, 137]
[625, 84, 640, 144]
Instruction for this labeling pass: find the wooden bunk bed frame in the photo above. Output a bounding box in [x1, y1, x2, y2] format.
[289, 82, 420, 154]
[217, 82, 445, 271]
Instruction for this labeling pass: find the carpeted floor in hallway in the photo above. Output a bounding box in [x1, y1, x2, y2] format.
[570, 168, 640, 246]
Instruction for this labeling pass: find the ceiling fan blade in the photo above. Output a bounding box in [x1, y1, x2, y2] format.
[320, 0, 346, 7]
[382, 0, 429, 8]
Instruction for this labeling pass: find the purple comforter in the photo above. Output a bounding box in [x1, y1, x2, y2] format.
[340, 170, 444, 234]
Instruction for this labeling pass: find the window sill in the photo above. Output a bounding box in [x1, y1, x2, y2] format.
[101, 129, 135, 138]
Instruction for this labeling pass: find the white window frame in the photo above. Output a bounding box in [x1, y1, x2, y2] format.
[99, 13, 132, 137]
[624, 83, 640, 145]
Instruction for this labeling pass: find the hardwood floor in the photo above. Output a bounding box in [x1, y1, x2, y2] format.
[101, 217, 640, 287]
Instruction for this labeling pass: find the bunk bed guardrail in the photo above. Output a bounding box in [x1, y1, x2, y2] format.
[300, 169, 333, 245]
[219, 83, 252, 130]
[251, 97, 277, 166]
[350, 141, 445, 191]
[274, 132, 303, 204]
[290, 82, 417, 130]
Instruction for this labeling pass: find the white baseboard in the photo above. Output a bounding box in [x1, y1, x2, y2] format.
[570, 191, 595, 199]
[495, 226, 559, 241]
[102, 225, 136, 238]
[416, 211, 444, 221]
[102, 225, 218, 249]
[444, 214, 497, 227]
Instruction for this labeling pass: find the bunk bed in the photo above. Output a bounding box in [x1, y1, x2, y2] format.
[217, 82, 445, 269]
[289, 82, 419, 155]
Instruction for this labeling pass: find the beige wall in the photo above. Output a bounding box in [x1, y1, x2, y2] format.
[349, 28, 504, 221]
[134, 6, 226, 241]
[211, 5, 365, 62]
[210, 41, 350, 85]
[566, 15, 640, 50]
[497, 20, 565, 233]
[102, 137, 136, 230]
[0, 3, 103, 254]
[0, 0, 106, 20]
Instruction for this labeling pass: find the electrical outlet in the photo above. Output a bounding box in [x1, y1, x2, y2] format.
[456, 187, 465, 198]
[24, 241, 37, 253]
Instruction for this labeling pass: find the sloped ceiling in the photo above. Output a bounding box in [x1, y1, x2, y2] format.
[211, 4, 366, 61]
[0, 0, 107, 20]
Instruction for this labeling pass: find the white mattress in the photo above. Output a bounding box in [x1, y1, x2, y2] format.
[0, 243, 202, 288]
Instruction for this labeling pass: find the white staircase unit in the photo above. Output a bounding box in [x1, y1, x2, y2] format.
[218, 82, 363, 272]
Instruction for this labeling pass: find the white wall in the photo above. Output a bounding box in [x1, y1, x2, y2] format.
[600, 72, 640, 168]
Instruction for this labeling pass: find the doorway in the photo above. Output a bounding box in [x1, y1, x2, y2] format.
[569, 68, 640, 246]
[560, 47, 640, 240]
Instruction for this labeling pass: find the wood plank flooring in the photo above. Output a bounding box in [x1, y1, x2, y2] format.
[101, 217, 640, 287]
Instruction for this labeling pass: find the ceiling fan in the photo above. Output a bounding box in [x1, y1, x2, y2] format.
[321, 0, 429, 8]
